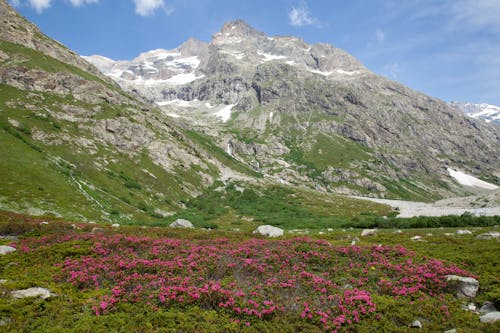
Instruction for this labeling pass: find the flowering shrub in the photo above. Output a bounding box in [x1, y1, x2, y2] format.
[17, 234, 474, 332]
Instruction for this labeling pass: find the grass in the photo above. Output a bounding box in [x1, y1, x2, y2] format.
[0, 211, 499, 332]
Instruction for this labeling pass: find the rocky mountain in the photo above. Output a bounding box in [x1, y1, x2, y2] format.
[87, 19, 500, 201]
[0, 1, 265, 223]
[450, 102, 500, 126]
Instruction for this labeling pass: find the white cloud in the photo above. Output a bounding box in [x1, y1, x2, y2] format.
[133, 0, 168, 16]
[28, 0, 52, 13]
[288, 1, 317, 27]
[449, 0, 500, 33]
[375, 29, 386, 43]
[69, 0, 98, 6]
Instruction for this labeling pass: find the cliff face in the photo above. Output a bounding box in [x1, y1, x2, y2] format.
[87, 20, 499, 200]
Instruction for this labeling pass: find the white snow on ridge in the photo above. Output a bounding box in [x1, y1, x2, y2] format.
[166, 73, 204, 85]
[156, 99, 195, 107]
[336, 69, 360, 76]
[214, 104, 235, 123]
[258, 52, 286, 62]
[447, 168, 498, 190]
[308, 69, 332, 76]
[219, 50, 245, 60]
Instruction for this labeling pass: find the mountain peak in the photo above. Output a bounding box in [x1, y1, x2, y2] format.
[216, 19, 264, 38]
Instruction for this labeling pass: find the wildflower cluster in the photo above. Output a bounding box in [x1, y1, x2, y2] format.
[17, 234, 474, 331]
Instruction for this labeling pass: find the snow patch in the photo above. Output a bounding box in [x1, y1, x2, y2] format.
[165, 73, 204, 85]
[308, 69, 332, 76]
[269, 111, 274, 120]
[285, 60, 296, 66]
[219, 50, 245, 60]
[205, 102, 215, 109]
[258, 52, 286, 62]
[214, 104, 235, 123]
[166, 113, 180, 118]
[156, 99, 195, 107]
[336, 69, 360, 76]
[447, 168, 498, 190]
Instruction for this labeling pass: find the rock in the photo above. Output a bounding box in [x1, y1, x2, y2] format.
[169, 219, 194, 228]
[445, 275, 479, 298]
[0, 235, 18, 241]
[40, 221, 49, 225]
[411, 235, 423, 241]
[479, 301, 497, 315]
[0, 317, 12, 326]
[91, 227, 104, 234]
[394, 229, 403, 234]
[318, 231, 325, 235]
[456, 229, 472, 235]
[351, 236, 360, 246]
[409, 319, 422, 328]
[480, 311, 500, 323]
[443, 329, 457, 333]
[361, 229, 377, 237]
[11, 287, 53, 300]
[0, 279, 7, 284]
[111, 223, 120, 228]
[327, 228, 333, 232]
[252, 225, 284, 237]
[476, 231, 500, 240]
[462, 302, 477, 312]
[0, 246, 16, 255]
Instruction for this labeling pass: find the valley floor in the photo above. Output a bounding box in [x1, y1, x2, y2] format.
[353, 190, 500, 218]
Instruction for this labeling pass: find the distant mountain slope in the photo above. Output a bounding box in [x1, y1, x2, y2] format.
[450, 102, 500, 126]
[0, 1, 262, 222]
[87, 20, 500, 201]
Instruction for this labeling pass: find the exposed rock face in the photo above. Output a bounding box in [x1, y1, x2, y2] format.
[87, 19, 500, 199]
[169, 219, 194, 228]
[253, 225, 284, 237]
[445, 275, 479, 298]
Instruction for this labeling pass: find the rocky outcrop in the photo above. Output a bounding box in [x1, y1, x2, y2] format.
[253, 225, 284, 237]
[445, 275, 479, 298]
[11, 287, 53, 300]
[169, 219, 194, 228]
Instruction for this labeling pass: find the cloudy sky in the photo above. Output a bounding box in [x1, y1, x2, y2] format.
[9, 0, 500, 105]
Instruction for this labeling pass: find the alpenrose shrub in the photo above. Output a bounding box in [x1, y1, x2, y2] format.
[17, 234, 474, 332]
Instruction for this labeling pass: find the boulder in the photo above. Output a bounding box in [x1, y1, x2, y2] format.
[111, 223, 120, 228]
[11, 287, 53, 300]
[0, 245, 16, 255]
[456, 230, 472, 235]
[361, 229, 377, 237]
[443, 329, 457, 333]
[169, 219, 194, 228]
[476, 231, 500, 240]
[411, 235, 423, 241]
[479, 301, 497, 315]
[253, 225, 284, 237]
[445, 275, 479, 298]
[480, 311, 500, 323]
[409, 319, 422, 328]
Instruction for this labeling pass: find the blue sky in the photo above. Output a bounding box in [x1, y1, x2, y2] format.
[9, 0, 500, 105]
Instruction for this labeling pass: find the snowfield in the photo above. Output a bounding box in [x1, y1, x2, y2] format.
[447, 168, 498, 190]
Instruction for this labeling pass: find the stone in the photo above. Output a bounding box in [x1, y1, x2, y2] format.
[361, 229, 377, 237]
[411, 235, 423, 241]
[480, 311, 500, 323]
[409, 319, 422, 328]
[91, 227, 104, 234]
[0, 246, 16, 255]
[394, 229, 403, 234]
[443, 329, 457, 333]
[479, 301, 497, 315]
[111, 223, 120, 228]
[40, 221, 49, 225]
[456, 229, 472, 235]
[252, 225, 284, 237]
[169, 219, 194, 228]
[476, 231, 500, 240]
[11, 287, 53, 300]
[445, 275, 479, 298]
[0, 317, 12, 326]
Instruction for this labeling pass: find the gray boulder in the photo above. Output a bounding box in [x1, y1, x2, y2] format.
[480, 311, 500, 323]
[0, 246, 16, 255]
[361, 229, 377, 237]
[456, 229, 472, 235]
[476, 231, 500, 240]
[479, 301, 497, 315]
[169, 219, 194, 228]
[445, 275, 479, 298]
[409, 319, 422, 328]
[253, 225, 284, 237]
[11, 287, 53, 300]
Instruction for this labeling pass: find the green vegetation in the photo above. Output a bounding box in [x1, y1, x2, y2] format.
[172, 182, 394, 230]
[0, 211, 498, 332]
